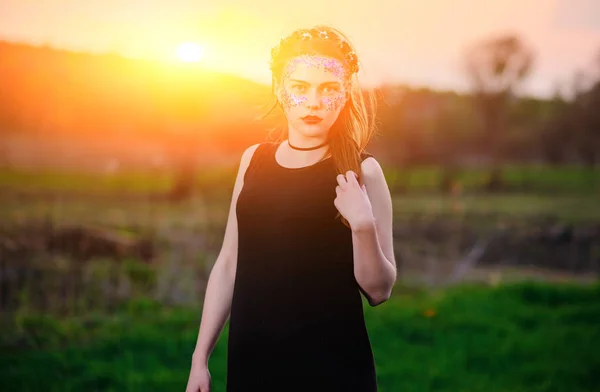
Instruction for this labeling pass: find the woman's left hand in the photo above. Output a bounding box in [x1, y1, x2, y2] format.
[334, 170, 375, 230]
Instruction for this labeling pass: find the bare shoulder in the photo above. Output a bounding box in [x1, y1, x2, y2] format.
[237, 143, 261, 175]
[360, 156, 387, 185]
[240, 143, 261, 166]
[360, 156, 393, 212]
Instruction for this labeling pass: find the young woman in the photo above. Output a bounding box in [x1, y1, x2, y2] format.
[186, 25, 396, 392]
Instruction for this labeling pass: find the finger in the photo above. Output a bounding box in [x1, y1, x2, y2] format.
[333, 197, 341, 210]
[336, 174, 347, 187]
[345, 170, 359, 186]
[335, 185, 342, 195]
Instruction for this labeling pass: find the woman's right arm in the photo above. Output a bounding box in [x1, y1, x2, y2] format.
[190, 143, 260, 366]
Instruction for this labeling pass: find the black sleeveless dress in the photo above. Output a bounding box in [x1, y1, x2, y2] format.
[227, 142, 377, 392]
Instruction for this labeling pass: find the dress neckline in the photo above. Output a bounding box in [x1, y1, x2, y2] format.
[271, 141, 333, 171]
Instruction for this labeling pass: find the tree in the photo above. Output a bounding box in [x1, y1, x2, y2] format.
[465, 34, 534, 191]
[574, 79, 600, 167]
[542, 64, 600, 168]
[539, 88, 570, 165]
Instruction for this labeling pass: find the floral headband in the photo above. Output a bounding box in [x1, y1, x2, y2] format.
[269, 28, 360, 76]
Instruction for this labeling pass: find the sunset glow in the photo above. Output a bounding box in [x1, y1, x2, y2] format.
[177, 42, 203, 63]
[1, 1, 599, 96]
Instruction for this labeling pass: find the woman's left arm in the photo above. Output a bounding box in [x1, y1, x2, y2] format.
[334, 158, 397, 306]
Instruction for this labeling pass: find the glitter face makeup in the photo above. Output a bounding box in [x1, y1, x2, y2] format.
[277, 54, 348, 140]
[280, 55, 347, 112]
[282, 55, 347, 81]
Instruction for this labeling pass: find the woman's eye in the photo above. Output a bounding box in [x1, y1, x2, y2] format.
[322, 86, 340, 94]
[291, 85, 307, 93]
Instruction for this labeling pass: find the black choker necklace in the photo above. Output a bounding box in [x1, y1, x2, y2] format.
[288, 139, 329, 151]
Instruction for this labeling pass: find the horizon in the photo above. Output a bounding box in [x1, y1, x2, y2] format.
[1, 0, 600, 98]
[0, 38, 494, 96]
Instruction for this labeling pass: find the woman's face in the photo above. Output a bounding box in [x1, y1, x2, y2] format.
[277, 55, 348, 139]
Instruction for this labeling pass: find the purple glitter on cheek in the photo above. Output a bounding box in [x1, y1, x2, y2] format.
[280, 88, 306, 109]
[322, 93, 345, 111]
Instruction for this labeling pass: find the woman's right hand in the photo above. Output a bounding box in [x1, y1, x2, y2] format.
[185, 359, 211, 392]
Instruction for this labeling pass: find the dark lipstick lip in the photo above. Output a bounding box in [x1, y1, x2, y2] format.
[302, 118, 322, 124]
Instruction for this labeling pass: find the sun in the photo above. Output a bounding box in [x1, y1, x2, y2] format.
[177, 42, 203, 62]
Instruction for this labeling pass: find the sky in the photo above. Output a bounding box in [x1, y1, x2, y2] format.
[1, 0, 599, 97]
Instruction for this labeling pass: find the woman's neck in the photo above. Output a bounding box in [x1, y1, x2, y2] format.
[288, 138, 329, 151]
[277, 138, 330, 167]
[287, 136, 328, 150]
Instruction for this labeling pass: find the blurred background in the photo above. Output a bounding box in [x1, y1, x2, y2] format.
[1, 1, 599, 391]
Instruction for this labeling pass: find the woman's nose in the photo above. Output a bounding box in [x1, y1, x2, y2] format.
[305, 90, 322, 109]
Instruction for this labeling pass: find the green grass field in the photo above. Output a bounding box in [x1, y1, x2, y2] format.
[1, 165, 598, 195]
[2, 167, 599, 229]
[1, 165, 598, 229]
[382, 165, 600, 194]
[1, 282, 599, 391]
